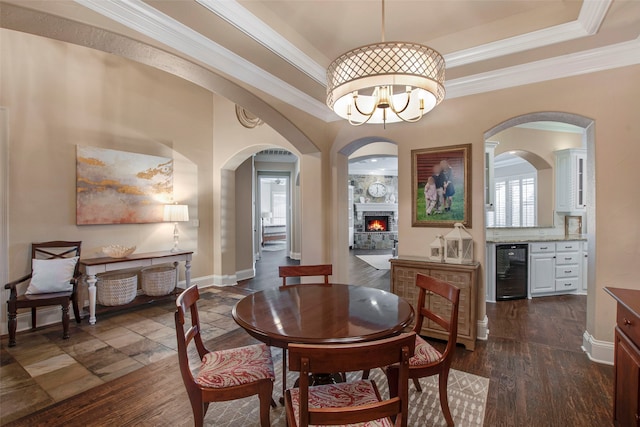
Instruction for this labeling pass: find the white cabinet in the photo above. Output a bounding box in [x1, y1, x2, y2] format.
[485, 141, 499, 211]
[555, 148, 586, 213]
[555, 240, 581, 291]
[529, 241, 584, 297]
[529, 242, 556, 295]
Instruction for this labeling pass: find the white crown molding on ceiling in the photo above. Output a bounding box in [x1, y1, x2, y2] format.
[75, 0, 335, 122]
[74, 0, 636, 124]
[446, 36, 640, 99]
[195, 0, 326, 85]
[194, 0, 610, 73]
[445, 0, 611, 67]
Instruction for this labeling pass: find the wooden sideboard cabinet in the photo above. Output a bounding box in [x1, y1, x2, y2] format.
[391, 257, 480, 350]
[606, 287, 640, 427]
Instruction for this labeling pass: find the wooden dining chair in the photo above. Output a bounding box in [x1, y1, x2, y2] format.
[278, 264, 332, 286]
[4, 241, 83, 347]
[386, 274, 460, 427]
[175, 285, 276, 427]
[285, 332, 416, 427]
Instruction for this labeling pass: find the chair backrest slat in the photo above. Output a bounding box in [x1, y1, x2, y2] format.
[175, 285, 209, 387]
[32, 241, 82, 276]
[279, 264, 332, 286]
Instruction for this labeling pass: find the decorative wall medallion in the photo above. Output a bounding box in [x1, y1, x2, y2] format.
[235, 105, 264, 128]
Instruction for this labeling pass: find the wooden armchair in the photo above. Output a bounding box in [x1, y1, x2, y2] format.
[5, 241, 82, 347]
[386, 274, 461, 426]
[285, 332, 416, 427]
[175, 285, 276, 427]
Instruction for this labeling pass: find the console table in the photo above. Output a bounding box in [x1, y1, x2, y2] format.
[80, 250, 192, 324]
[390, 256, 479, 350]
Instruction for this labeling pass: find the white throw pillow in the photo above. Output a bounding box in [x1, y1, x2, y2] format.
[26, 256, 79, 295]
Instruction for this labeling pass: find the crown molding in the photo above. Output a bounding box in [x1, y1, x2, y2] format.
[444, 0, 611, 68]
[446, 36, 640, 99]
[195, 0, 326, 85]
[75, 0, 334, 122]
[73, 0, 633, 123]
[192, 0, 611, 74]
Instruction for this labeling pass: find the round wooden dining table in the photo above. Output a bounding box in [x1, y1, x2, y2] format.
[232, 283, 414, 348]
[232, 283, 415, 402]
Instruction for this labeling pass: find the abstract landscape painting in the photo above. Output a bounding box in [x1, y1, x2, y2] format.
[76, 146, 173, 224]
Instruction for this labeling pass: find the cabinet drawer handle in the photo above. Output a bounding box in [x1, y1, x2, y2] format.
[624, 318, 633, 326]
[540, 247, 548, 250]
[564, 270, 572, 274]
[564, 283, 572, 287]
[564, 257, 572, 261]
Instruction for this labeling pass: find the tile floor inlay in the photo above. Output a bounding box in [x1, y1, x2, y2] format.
[0, 286, 244, 425]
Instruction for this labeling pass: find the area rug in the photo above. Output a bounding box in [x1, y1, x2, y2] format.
[205, 349, 489, 426]
[356, 254, 392, 270]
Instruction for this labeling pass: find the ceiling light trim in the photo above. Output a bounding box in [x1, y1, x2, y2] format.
[444, 0, 612, 68]
[446, 37, 640, 99]
[75, 0, 334, 121]
[196, 0, 326, 85]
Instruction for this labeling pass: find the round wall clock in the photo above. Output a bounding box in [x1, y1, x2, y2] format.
[368, 182, 387, 198]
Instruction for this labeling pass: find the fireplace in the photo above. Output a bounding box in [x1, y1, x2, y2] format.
[366, 216, 389, 232]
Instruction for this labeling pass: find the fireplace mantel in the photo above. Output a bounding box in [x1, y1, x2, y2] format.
[354, 203, 398, 220]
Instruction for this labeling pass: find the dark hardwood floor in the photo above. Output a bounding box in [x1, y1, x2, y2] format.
[3, 252, 613, 427]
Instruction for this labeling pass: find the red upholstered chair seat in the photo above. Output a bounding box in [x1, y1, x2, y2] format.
[410, 334, 443, 366]
[195, 343, 275, 389]
[288, 379, 393, 427]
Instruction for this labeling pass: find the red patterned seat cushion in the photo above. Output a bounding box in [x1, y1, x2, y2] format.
[195, 343, 275, 389]
[410, 334, 442, 366]
[288, 379, 393, 427]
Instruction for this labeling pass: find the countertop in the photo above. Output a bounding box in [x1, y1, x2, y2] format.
[486, 235, 587, 243]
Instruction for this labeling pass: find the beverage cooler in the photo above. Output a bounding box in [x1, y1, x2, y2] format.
[496, 244, 528, 300]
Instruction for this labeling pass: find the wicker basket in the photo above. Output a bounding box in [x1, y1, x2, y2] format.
[97, 272, 138, 306]
[141, 266, 176, 296]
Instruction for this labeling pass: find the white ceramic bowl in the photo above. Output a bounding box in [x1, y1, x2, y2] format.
[102, 245, 136, 258]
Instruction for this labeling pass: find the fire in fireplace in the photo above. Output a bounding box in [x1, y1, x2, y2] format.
[366, 216, 388, 232]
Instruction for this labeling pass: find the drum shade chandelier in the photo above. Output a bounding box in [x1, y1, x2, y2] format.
[326, 0, 445, 127]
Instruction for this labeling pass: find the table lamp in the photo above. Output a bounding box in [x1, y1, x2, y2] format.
[164, 204, 189, 252]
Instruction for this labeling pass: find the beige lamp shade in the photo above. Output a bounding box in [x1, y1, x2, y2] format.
[164, 204, 189, 222]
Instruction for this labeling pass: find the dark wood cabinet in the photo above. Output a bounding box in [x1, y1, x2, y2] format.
[606, 287, 640, 427]
[391, 257, 479, 350]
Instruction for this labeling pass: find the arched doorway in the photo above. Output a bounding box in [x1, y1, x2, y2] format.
[484, 112, 596, 357]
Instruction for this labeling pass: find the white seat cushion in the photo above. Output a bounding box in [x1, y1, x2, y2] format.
[410, 334, 442, 366]
[195, 343, 274, 388]
[288, 379, 393, 427]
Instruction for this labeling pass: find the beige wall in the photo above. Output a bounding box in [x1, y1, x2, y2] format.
[235, 157, 254, 278]
[1, 30, 214, 283]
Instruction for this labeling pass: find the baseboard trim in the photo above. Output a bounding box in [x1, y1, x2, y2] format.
[582, 330, 614, 365]
[477, 315, 490, 340]
[235, 268, 255, 282]
[212, 274, 237, 286]
[289, 251, 301, 260]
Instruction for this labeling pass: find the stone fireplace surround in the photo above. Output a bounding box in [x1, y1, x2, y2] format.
[353, 203, 398, 249]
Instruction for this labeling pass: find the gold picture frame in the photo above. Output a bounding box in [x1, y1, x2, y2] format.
[412, 144, 472, 228]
